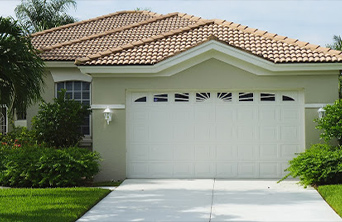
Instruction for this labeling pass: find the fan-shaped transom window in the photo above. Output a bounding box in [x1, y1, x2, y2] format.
[217, 92, 232, 102]
[134, 97, 147, 102]
[154, 94, 168, 102]
[196, 92, 211, 102]
[175, 93, 189, 102]
[282, 95, 295, 101]
[239, 92, 253, 101]
[260, 93, 275, 101]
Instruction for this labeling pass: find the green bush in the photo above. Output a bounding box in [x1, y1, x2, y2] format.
[0, 145, 101, 187]
[280, 144, 342, 187]
[32, 89, 91, 148]
[0, 126, 37, 147]
[315, 99, 342, 145]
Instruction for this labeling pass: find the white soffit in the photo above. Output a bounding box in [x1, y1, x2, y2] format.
[78, 40, 342, 77]
[50, 67, 92, 82]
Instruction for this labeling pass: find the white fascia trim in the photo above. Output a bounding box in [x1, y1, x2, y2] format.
[305, 103, 333, 108]
[45, 61, 76, 68]
[78, 40, 342, 77]
[91, 104, 125, 110]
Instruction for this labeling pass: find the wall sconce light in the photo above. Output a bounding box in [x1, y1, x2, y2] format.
[103, 107, 113, 125]
[318, 107, 326, 119]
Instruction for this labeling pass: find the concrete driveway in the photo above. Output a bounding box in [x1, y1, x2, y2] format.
[78, 179, 341, 221]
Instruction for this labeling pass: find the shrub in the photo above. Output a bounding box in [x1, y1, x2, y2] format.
[0, 126, 37, 147]
[315, 99, 342, 145]
[280, 144, 342, 187]
[32, 89, 91, 148]
[0, 145, 101, 187]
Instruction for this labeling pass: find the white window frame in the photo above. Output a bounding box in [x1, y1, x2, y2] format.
[0, 105, 8, 134]
[55, 81, 92, 137]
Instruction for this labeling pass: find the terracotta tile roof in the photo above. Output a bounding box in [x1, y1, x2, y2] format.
[31, 10, 342, 65]
[38, 12, 198, 61]
[31, 11, 160, 49]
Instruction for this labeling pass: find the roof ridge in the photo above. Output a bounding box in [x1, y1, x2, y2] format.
[213, 20, 342, 58]
[39, 12, 180, 52]
[31, 10, 162, 37]
[75, 19, 215, 65]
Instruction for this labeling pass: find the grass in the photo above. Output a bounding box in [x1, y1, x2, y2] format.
[0, 187, 111, 222]
[318, 184, 342, 217]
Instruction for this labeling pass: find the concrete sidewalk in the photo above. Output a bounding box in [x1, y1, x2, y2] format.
[78, 179, 342, 221]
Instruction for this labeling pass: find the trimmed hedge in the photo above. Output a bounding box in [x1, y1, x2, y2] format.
[281, 144, 342, 187]
[0, 145, 101, 188]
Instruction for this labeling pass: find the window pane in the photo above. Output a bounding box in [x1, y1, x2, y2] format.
[65, 92, 72, 99]
[82, 82, 90, 90]
[154, 94, 168, 102]
[66, 82, 73, 90]
[82, 126, 90, 135]
[74, 92, 81, 100]
[57, 82, 64, 91]
[82, 100, 90, 105]
[74, 81, 81, 90]
[82, 92, 90, 100]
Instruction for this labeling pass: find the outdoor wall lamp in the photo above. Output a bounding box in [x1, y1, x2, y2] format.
[103, 107, 113, 125]
[318, 106, 326, 119]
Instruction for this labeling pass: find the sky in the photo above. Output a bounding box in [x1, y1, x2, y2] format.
[0, 0, 341, 47]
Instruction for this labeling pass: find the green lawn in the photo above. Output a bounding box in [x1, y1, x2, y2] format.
[318, 184, 342, 217]
[0, 187, 111, 222]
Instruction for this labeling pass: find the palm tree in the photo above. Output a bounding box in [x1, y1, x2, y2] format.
[326, 35, 342, 51]
[15, 0, 77, 34]
[0, 17, 45, 114]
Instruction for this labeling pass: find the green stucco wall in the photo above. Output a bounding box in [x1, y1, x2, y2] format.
[89, 58, 338, 181]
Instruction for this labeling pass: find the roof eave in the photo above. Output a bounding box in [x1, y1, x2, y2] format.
[77, 40, 342, 77]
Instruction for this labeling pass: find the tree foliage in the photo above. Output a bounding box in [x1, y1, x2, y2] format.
[315, 99, 342, 145]
[32, 90, 91, 148]
[0, 17, 45, 114]
[326, 35, 342, 51]
[15, 0, 77, 34]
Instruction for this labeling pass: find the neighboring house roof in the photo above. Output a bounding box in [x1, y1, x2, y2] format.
[31, 10, 342, 66]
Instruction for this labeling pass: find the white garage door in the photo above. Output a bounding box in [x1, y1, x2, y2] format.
[126, 91, 304, 178]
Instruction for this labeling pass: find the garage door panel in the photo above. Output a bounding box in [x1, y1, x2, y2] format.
[195, 144, 216, 161]
[127, 162, 149, 178]
[237, 107, 257, 122]
[173, 124, 195, 142]
[148, 163, 174, 177]
[195, 106, 215, 122]
[238, 163, 257, 178]
[215, 106, 235, 122]
[194, 162, 216, 177]
[259, 162, 279, 178]
[174, 144, 194, 161]
[216, 123, 234, 141]
[194, 124, 216, 141]
[237, 126, 256, 141]
[259, 126, 279, 141]
[259, 107, 279, 121]
[259, 144, 279, 160]
[131, 125, 149, 142]
[127, 90, 304, 179]
[237, 144, 257, 160]
[216, 144, 237, 160]
[280, 126, 300, 141]
[216, 162, 238, 178]
[149, 144, 173, 161]
[173, 163, 194, 177]
[127, 144, 149, 161]
[280, 144, 300, 158]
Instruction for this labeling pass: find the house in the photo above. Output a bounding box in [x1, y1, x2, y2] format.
[16, 10, 342, 181]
